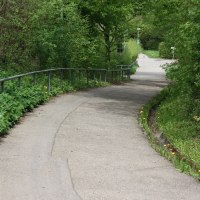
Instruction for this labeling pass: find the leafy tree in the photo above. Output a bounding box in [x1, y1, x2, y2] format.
[78, 0, 133, 63]
[30, 0, 93, 69]
[0, 0, 38, 70]
[0, 0, 99, 70]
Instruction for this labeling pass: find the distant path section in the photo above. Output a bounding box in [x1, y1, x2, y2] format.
[0, 54, 199, 200]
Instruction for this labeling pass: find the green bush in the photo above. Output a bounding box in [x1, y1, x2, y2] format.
[0, 71, 114, 136]
[140, 32, 161, 50]
[159, 42, 171, 58]
[111, 39, 142, 66]
[0, 86, 51, 134]
[130, 63, 138, 74]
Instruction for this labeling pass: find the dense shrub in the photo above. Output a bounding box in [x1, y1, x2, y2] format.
[158, 42, 171, 59]
[0, 69, 127, 136]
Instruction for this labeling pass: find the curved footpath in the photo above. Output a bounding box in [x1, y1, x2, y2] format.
[0, 54, 199, 200]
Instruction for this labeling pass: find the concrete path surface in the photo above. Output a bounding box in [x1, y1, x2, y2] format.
[0, 54, 199, 200]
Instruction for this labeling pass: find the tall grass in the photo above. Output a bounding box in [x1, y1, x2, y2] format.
[143, 50, 160, 58]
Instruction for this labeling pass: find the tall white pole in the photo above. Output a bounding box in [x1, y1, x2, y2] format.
[171, 47, 176, 59]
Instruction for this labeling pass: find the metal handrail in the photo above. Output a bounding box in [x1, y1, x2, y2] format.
[0, 67, 131, 93]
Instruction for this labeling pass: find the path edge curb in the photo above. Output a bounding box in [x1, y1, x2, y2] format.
[138, 86, 200, 181]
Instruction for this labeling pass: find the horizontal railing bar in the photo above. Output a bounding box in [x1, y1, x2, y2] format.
[0, 66, 131, 94]
[108, 69, 130, 72]
[0, 68, 110, 83]
[0, 68, 130, 82]
[116, 65, 131, 67]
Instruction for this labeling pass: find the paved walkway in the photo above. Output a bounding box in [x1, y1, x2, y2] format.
[0, 55, 199, 200]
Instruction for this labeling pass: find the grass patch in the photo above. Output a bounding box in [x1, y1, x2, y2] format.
[143, 50, 160, 58]
[157, 89, 200, 167]
[139, 87, 200, 180]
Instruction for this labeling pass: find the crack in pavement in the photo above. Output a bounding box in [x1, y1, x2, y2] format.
[50, 99, 89, 156]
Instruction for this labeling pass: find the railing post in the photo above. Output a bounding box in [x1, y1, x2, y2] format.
[86, 70, 89, 85]
[69, 69, 73, 84]
[93, 70, 96, 81]
[100, 71, 102, 82]
[78, 70, 81, 82]
[60, 69, 63, 89]
[68, 69, 71, 84]
[105, 70, 107, 82]
[128, 69, 131, 80]
[111, 71, 113, 82]
[1, 82, 5, 93]
[71, 69, 74, 84]
[117, 71, 119, 82]
[48, 71, 51, 93]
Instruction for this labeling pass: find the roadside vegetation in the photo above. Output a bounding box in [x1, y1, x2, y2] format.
[142, 50, 159, 58]
[139, 88, 200, 180]
[154, 0, 200, 175]
[139, 0, 200, 178]
[0, 73, 111, 136]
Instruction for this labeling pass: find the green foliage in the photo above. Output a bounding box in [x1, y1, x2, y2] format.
[140, 23, 161, 50]
[129, 6, 162, 51]
[0, 0, 139, 70]
[137, 0, 200, 179]
[30, 1, 95, 69]
[0, 1, 90, 69]
[157, 86, 200, 169]
[0, 87, 49, 134]
[139, 88, 200, 180]
[153, 0, 200, 97]
[123, 39, 143, 63]
[158, 42, 171, 59]
[0, 81, 93, 135]
[0, 0, 37, 70]
[112, 39, 142, 66]
[153, 2, 200, 169]
[143, 50, 159, 58]
[130, 63, 138, 75]
[78, 0, 135, 63]
[0, 67, 130, 136]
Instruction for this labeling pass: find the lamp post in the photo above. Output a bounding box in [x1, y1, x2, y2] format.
[137, 27, 141, 45]
[171, 46, 176, 59]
